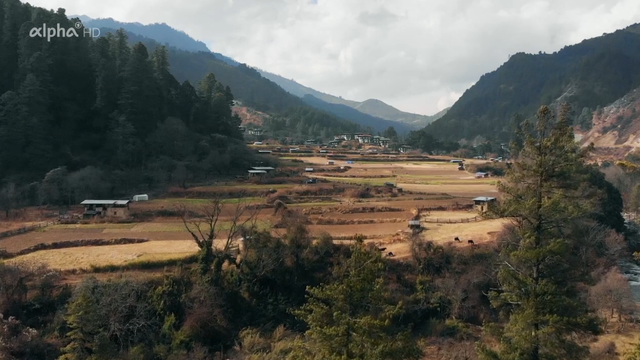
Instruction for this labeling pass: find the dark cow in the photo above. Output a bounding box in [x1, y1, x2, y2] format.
[467, 240, 475, 245]
[454, 237, 461, 242]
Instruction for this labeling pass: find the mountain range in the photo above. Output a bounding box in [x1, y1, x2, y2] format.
[425, 23, 640, 146]
[77, 16, 445, 132]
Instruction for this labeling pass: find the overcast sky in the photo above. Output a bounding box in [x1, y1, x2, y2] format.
[26, 0, 640, 115]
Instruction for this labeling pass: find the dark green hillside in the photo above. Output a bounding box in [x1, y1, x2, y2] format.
[426, 23, 640, 141]
[98, 27, 372, 139]
[0, 2, 257, 199]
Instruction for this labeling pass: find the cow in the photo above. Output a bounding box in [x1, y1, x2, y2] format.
[454, 237, 461, 242]
[467, 239, 475, 245]
[386, 252, 395, 257]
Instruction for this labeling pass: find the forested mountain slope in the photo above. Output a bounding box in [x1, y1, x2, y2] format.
[80, 17, 422, 130]
[0, 2, 257, 197]
[96, 27, 370, 140]
[425, 23, 640, 142]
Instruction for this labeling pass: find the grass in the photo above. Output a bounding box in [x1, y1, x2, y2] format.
[7, 240, 200, 271]
[191, 184, 293, 191]
[290, 202, 341, 207]
[149, 197, 262, 205]
[88, 254, 199, 273]
[50, 223, 137, 230]
[314, 176, 396, 186]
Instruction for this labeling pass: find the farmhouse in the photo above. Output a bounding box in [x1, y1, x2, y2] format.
[81, 200, 130, 219]
[251, 166, 275, 172]
[356, 134, 372, 144]
[475, 172, 489, 178]
[473, 197, 497, 213]
[399, 145, 412, 153]
[335, 134, 355, 141]
[248, 170, 267, 177]
[248, 128, 264, 136]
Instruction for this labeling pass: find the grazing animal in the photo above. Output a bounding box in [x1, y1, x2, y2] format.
[387, 252, 395, 257]
[454, 237, 461, 242]
[377, 247, 387, 252]
[467, 240, 474, 245]
[273, 200, 288, 215]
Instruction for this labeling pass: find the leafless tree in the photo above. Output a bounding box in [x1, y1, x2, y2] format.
[179, 194, 260, 278]
[588, 268, 636, 332]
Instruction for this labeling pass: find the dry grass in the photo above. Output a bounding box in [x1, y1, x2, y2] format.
[422, 218, 509, 244]
[423, 211, 481, 220]
[7, 240, 199, 271]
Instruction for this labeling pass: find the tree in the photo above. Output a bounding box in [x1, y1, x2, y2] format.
[631, 184, 640, 219]
[292, 239, 422, 360]
[179, 197, 259, 282]
[588, 268, 636, 331]
[0, 183, 18, 218]
[477, 104, 601, 360]
[383, 126, 398, 141]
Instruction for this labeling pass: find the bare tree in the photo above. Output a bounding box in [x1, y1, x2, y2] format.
[588, 268, 636, 332]
[179, 195, 259, 279]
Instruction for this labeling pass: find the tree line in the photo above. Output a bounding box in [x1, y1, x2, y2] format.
[0, 1, 270, 207]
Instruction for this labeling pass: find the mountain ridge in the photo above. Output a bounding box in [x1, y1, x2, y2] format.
[258, 70, 448, 127]
[78, 16, 441, 129]
[425, 22, 640, 142]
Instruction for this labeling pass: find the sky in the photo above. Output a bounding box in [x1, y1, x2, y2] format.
[26, 0, 640, 115]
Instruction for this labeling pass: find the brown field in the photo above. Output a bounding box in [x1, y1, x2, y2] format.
[0, 156, 507, 270]
[7, 240, 199, 271]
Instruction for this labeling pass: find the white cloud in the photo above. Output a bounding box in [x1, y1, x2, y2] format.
[26, 0, 640, 115]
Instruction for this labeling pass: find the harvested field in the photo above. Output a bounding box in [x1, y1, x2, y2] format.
[7, 240, 199, 271]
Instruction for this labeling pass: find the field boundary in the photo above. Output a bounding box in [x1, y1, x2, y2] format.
[0, 221, 57, 240]
[423, 216, 483, 224]
[1, 238, 149, 259]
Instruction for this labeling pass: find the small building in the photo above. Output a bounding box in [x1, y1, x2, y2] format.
[473, 197, 497, 213]
[248, 170, 267, 177]
[379, 137, 391, 148]
[81, 200, 130, 219]
[336, 134, 355, 141]
[304, 168, 314, 172]
[251, 167, 275, 172]
[327, 160, 335, 165]
[258, 150, 272, 154]
[399, 145, 412, 153]
[249, 129, 264, 136]
[356, 134, 372, 144]
[132, 194, 149, 202]
[475, 172, 489, 178]
[450, 159, 464, 163]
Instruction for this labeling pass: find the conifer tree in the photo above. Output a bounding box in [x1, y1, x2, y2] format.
[292, 239, 422, 360]
[477, 104, 600, 360]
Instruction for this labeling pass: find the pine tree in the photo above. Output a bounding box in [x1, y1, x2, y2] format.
[293, 239, 422, 360]
[118, 42, 159, 137]
[477, 104, 600, 360]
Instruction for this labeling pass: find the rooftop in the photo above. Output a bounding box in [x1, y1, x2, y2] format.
[473, 197, 496, 202]
[81, 200, 130, 205]
[248, 170, 267, 174]
[251, 166, 275, 170]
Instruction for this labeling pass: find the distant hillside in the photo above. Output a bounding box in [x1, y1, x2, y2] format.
[79, 16, 239, 65]
[301, 95, 413, 134]
[97, 27, 370, 139]
[426, 23, 640, 142]
[579, 86, 640, 160]
[259, 70, 447, 127]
